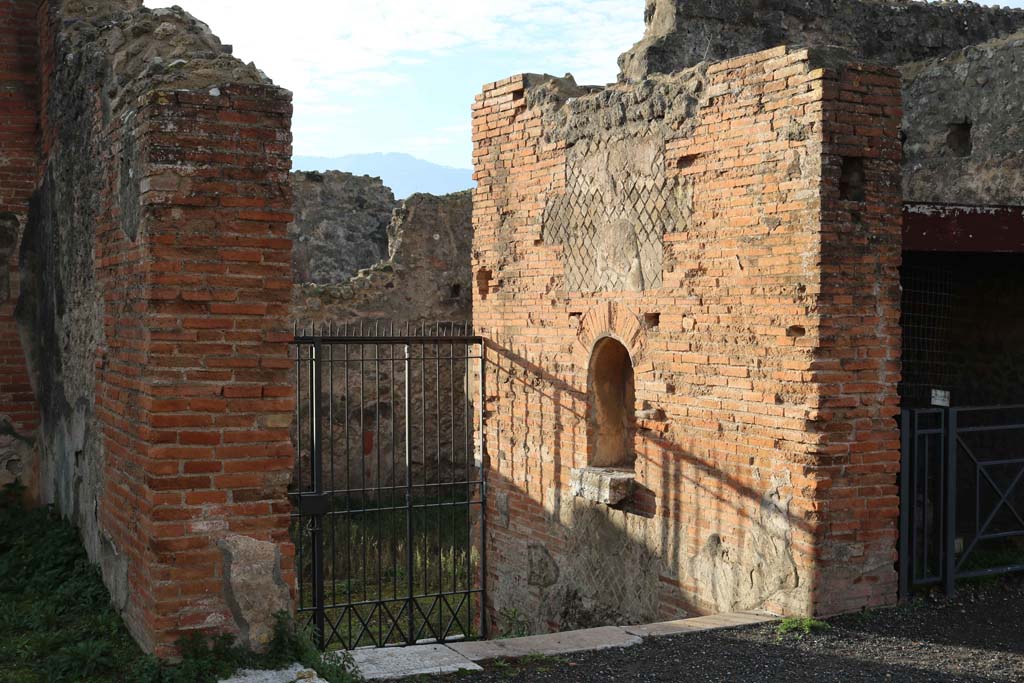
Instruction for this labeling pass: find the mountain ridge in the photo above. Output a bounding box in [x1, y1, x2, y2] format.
[292, 152, 474, 199]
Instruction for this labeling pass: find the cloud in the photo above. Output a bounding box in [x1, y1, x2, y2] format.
[143, 0, 644, 166]
[147, 0, 641, 89]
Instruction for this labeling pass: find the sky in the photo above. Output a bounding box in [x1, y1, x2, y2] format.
[142, 0, 644, 170]
[142, 1, 1024, 171]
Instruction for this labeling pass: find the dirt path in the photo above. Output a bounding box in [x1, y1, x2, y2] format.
[427, 576, 1024, 682]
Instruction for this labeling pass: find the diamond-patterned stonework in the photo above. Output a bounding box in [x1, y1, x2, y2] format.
[543, 135, 688, 292]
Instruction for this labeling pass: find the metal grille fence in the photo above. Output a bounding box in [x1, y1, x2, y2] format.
[900, 405, 1024, 596]
[290, 322, 487, 650]
[899, 258, 961, 408]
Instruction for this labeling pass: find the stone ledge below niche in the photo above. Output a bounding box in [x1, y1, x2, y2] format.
[570, 466, 636, 506]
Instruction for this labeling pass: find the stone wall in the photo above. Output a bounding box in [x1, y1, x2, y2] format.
[293, 190, 472, 323]
[289, 171, 396, 284]
[0, 0, 41, 495]
[620, 0, 1024, 82]
[8, 0, 295, 656]
[901, 31, 1024, 206]
[472, 47, 902, 633]
[292, 189, 473, 492]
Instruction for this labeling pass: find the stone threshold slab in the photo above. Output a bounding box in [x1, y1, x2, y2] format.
[449, 625, 642, 662]
[345, 611, 778, 680]
[621, 610, 777, 638]
[348, 643, 482, 681]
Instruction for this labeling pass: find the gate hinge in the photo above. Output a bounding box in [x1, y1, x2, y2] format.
[297, 493, 330, 516]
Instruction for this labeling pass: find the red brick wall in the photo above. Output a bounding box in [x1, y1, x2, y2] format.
[0, 0, 41, 489]
[12, 0, 298, 656]
[814, 65, 903, 614]
[472, 47, 902, 631]
[92, 85, 295, 655]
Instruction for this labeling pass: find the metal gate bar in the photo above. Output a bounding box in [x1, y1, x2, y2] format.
[290, 322, 487, 650]
[900, 405, 1024, 597]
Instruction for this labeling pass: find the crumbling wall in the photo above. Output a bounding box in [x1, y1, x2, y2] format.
[474, 48, 902, 633]
[289, 171, 396, 284]
[292, 190, 473, 491]
[294, 190, 472, 323]
[14, 0, 295, 656]
[901, 31, 1024, 205]
[620, 0, 1024, 82]
[0, 0, 41, 495]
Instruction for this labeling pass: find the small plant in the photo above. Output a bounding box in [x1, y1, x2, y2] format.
[0, 485, 359, 683]
[776, 616, 831, 638]
[497, 606, 530, 638]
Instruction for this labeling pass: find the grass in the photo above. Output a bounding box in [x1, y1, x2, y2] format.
[0, 484, 359, 683]
[776, 617, 831, 638]
[292, 494, 482, 649]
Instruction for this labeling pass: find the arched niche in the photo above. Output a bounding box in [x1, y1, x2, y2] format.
[587, 336, 636, 468]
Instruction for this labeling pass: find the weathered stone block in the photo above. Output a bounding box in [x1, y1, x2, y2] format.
[569, 467, 635, 506]
[219, 535, 294, 652]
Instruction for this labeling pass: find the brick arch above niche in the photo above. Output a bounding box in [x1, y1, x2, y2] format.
[573, 301, 651, 377]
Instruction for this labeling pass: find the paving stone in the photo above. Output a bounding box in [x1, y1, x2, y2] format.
[218, 664, 326, 683]
[348, 643, 482, 680]
[449, 626, 641, 661]
[623, 611, 777, 638]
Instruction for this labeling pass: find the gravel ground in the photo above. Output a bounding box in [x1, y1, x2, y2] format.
[429, 575, 1024, 683]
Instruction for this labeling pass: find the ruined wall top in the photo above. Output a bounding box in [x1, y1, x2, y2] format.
[619, 0, 1024, 81]
[51, 0, 272, 117]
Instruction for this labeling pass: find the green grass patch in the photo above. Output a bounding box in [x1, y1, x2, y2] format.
[0, 484, 358, 683]
[776, 617, 831, 638]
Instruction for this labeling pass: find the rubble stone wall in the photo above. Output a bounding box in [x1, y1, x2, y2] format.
[292, 190, 473, 493]
[8, 0, 295, 656]
[472, 46, 902, 634]
[620, 0, 1024, 82]
[901, 31, 1024, 206]
[289, 171, 396, 284]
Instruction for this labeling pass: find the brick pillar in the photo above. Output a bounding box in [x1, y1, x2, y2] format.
[814, 64, 903, 613]
[0, 0, 41, 492]
[96, 84, 295, 655]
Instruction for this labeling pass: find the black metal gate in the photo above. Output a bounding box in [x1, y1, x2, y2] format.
[900, 405, 1024, 596]
[290, 323, 487, 649]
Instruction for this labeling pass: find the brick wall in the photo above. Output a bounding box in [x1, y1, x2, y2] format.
[0, 0, 41, 491]
[472, 46, 902, 633]
[10, 0, 297, 656]
[95, 84, 295, 655]
[815, 65, 904, 613]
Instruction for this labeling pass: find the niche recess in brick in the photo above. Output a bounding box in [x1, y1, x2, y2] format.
[476, 268, 492, 300]
[946, 120, 972, 157]
[588, 337, 636, 468]
[839, 157, 865, 201]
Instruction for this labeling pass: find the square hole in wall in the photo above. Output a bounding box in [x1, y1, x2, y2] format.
[839, 157, 865, 201]
[946, 120, 972, 157]
[643, 312, 660, 330]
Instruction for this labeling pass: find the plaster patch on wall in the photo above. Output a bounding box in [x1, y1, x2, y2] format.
[542, 136, 689, 292]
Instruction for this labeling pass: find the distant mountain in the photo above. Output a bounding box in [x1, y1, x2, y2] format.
[292, 153, 474, 199]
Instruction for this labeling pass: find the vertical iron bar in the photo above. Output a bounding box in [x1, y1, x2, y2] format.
[464, 342, 472, 635]
[436, 334, 442, 638]
[310, 342, 326, 647]
[478, 341, 488, 639]
[344, 336, 352, 648]
[945, 408, 958, 595]
[329, 340, 336, 616]
[405, 343, 415, 645]
[375, 335, 382, 644]
[359, 341, 367, 643]
[899, 409, 911, 600]
[295, 341, 304, 618]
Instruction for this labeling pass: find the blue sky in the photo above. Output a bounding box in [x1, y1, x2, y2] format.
[142, 1, 643, 169]
[142, 1, 1024, 170]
